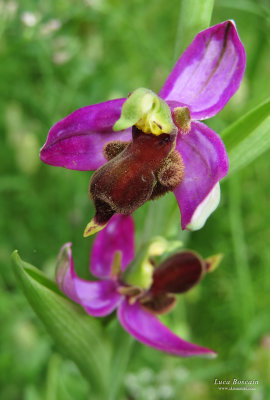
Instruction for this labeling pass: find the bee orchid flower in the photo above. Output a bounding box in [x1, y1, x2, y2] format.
[40, 21, 245, 235]
[56, 215, 219, 357]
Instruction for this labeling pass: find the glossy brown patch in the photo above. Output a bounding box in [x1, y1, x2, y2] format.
[140, 293, 176, 315]
[89, 126, 177, 224]
[151, 251, 206, 295]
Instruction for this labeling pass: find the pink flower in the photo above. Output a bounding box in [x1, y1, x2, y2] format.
[56, 215, 218, 357]
[41, 21, 245, 232]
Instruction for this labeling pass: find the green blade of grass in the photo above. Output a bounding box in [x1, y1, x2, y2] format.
[222, 98, 270, 175]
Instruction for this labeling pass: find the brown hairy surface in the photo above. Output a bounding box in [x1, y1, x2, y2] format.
[150, 150, 184, 200]
[90, 127, 184, 225]
[140, 293, 176, 315]
[103, 141, 130, 160]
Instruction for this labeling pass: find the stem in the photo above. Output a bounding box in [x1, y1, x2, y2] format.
[45, 354, 61, 400]
[229, 175, 254, 329]
[108, 325, 134, 400]
[107, 3, 216, 396]
[174, 0, 215, 60]
[141, 0, 216, 242]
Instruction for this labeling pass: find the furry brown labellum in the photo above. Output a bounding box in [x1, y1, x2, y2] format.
[89, 126, 184, 229]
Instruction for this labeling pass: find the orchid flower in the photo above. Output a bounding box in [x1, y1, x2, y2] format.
[40, 21, 245, 235]
[56, 214, 220, 357]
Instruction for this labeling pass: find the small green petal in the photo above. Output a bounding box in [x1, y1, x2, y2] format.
[83, 219, 107, 237]
[123, 236, 181, 289]
[113, 88, 176, 136]
[205, 253, 223, 272]
[122, 240, 155, 289]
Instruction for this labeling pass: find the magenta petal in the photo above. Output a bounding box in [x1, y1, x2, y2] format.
[160, 21, 246, 119]
[40, 99, 132, 171]
[73, 278, 122, 317]
[174, 121, 229, 230]
[90, 215, 135, 279]
[56, 243, 122, 316]
[118, 300, 216, 357]
[56, 242, 80, 303]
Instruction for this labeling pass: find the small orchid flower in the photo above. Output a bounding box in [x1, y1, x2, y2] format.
[56, 214, 220, 357]
[40, 21, 245, 235]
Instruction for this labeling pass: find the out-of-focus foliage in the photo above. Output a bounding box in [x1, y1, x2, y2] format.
[1, 0, 270, 399]
[222, 98, 270, 175]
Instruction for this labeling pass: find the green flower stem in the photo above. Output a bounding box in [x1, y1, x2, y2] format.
[108, 325, 134, 400]
[174, 0, 215, 60]
[140, 0, 215, 244]
[45, 354, 61, 400]
[229, 175, 254, 330]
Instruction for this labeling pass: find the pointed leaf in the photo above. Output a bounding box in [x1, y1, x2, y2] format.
[11, 251, 111, 397]
[221, 98, 270, 174]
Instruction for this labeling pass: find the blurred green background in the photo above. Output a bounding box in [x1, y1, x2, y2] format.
[1, 0, 270, 399]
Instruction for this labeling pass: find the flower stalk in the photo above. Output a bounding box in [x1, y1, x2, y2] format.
[174, 0, 214, 58]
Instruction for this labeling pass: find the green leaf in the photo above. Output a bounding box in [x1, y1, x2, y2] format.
[11, 251, 111, 397]
[222, 98, 270, 175]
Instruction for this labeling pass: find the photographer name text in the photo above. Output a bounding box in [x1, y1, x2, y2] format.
[214, 379, 259, 385]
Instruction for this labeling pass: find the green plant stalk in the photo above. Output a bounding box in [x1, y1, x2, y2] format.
[108, 327, 134, 400]
[145, 0, 215, 242]
[139, 0, 215, 343]
[229, 175, 254, 330]
[174, 0, 215, 60]
[45, 354, 61, 400]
